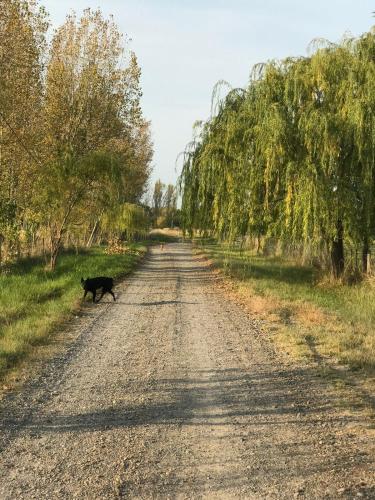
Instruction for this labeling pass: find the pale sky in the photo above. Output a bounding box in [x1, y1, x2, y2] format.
[42, 0, 374, 188]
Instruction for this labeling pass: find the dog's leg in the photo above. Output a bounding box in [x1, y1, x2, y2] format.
[108, 290, 116, 301]
[92, 290, 97, 303]
[83, 290, 88, 300]
[96, 290, 105, 303]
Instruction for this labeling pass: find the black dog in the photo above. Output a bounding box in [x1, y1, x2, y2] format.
[81, 277, 116, 303]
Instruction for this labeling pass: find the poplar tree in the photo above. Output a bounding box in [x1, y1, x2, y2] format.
[42, 8, 151, 268]
[0, 0, 47, 255]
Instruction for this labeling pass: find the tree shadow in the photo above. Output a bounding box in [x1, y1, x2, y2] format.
[1, 365, 371, 497]
[2, 367, 359, 435]
[107, 300, 198, 306]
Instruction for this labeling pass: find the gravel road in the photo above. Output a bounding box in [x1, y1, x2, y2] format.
[0, 243, 374, 499]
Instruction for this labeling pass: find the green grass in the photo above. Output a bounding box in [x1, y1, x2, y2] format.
[0, 244, 146, 378]
[197, 242, 375, 373]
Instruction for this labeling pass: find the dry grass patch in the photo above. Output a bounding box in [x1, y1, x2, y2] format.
[196, 242, 375, 374]
[193, 242, 375, 419]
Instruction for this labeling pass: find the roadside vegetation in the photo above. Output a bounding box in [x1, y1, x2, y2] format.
[0, 1, 153, 270]
[196, 241, 375, 379]
[0, 244, 147, 379]
[180, 28, 375, 279]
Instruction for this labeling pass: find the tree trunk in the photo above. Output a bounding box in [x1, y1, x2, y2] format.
[86, 209, 104, 247]
[362, 236, 369, 274]
[331, 219, 344, 278]
[49, 224, 64, 271]
[256, 233, 261, 255]
[50, 241, 60, 271]
[86, 219, 100, 247]
[48, 196, 79, 270]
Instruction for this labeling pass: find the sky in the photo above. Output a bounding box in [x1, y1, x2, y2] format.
[42, 0, 375, 188]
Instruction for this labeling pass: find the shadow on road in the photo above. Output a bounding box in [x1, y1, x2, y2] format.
[4, 367, 361, 434]
[2, 366, 369, 496]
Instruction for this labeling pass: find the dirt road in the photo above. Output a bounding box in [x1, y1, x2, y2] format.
[0, 243, 374, 499]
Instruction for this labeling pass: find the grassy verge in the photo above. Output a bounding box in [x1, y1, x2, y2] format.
[0, 244, 147, 380]
[195, 242, 375, 377]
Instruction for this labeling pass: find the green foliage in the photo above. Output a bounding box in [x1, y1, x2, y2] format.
[180, 28, 375, 276]
[101, 203, 150, 240]
[0, 3, 153, 268]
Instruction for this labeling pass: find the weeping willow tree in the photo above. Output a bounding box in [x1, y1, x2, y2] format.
[180, 27, 375, 277]
[343, 32, 375, 272]
[283, 44, 357, 275]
